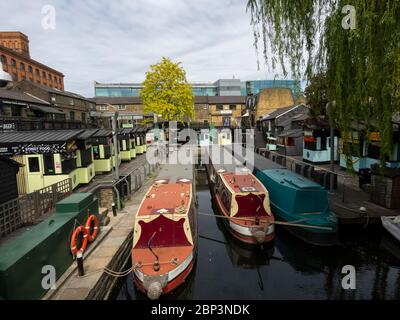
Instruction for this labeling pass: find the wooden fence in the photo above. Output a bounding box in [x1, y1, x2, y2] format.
[0, 178, 72, 239]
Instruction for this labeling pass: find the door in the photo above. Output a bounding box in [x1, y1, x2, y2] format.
[26, 155, 44, 193]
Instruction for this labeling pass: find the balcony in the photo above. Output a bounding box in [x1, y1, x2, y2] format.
[0, 116, 87, 132]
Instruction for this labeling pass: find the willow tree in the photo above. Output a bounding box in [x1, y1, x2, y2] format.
[141, 57, 194, 122]
[247, 0, 400, 164]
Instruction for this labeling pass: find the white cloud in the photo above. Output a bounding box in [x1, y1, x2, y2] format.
[0, 0, 289, 97]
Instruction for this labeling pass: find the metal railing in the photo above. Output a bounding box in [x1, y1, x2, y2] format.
[254, 146, 354, 203]
[0, 178, 72, 239]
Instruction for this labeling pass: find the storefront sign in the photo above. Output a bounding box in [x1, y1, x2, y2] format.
[0, 143, 67, 156]
[369, 132, 381, 141]
[0, 122, 16, 131]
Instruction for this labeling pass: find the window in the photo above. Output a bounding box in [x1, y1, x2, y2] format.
[81, 112, 86, 122]
[118, 105, 126, 110]
[0, 55, 6, 66]
[69, 99, 74, 106]
[69, 111, 75, 120]
[80, 148, 93, 167]
[42, 71, 46, 78]
[20, 62, 25, 71]
[216, 104, 223, 111]
[36, 68, 40, 76]
[43, 154, 55, 174]
[11, 59, 16, 67]
[61, 154, 76, 174]
[28, 157, 40, 173]
[28, 65, 33, 74]
[99, 105, 108, 111]
[48, 74, 52, 80]
[229, 105, 236, 110]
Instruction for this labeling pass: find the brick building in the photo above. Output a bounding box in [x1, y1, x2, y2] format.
[11, 80, 94, 125]
[0, 32, 64, 90]
[92, 96, 246, 128]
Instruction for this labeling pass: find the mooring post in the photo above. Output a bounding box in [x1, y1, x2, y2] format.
[77, 251, 85, 276]
[112, 202, 117, 216]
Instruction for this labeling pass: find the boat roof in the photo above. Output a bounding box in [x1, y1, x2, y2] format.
[77, 129, 99, 141]
[92, 129, 112, 138]
[220, 170, 266, 194]
[136, 182, 191, 217]
[261, 169, 324, 190]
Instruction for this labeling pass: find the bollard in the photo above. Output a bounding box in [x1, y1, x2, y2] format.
[112, 202, 117, 217]
[77, 251, 85, 276]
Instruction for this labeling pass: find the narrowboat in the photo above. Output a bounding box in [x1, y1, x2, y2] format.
[118, 129, 132, 162]
[0, 130, 84, 194]
[243, 150, 338, 246]
[75, 129, 98, 185]
[132, 163, 197, 300]
[206, 146, 275, 245]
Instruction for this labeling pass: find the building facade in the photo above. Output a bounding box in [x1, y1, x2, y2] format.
[11, 80, 94, 125]
[0, 32, 64, 90]
[94, 79, 301, 98]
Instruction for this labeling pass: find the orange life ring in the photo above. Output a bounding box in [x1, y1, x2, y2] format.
[70, 226, 88, 256]
[85, 215, 99, 243]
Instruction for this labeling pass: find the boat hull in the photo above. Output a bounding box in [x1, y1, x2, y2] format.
[133, 253, 195, 296]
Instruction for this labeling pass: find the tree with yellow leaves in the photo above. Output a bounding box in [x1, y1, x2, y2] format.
[141, 57, 194, 122]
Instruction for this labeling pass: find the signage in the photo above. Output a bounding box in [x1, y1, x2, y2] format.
[220, 110, 233, 115]
[369, 132, 381, 141]
[0, 142, 67, 156]
[0, 122, 16, 131]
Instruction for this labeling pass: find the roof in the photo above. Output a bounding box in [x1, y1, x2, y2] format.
[0, 130, 83, 144]
[278, 129, 303, 138]
[0, 88, 50, 105]
[30, 105, 65, 114]
[262, 105, 296, 121]
[77, 129, 99, 140]
[92, 129, 112, 138]
[16, 80, 93, 102]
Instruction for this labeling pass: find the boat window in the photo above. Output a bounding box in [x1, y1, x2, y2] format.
[80, 148, 93, 167]
[104, 145, 111, 158]
[28, 157, 40, 173]
[93, 146, 100, 159]
[61, 154, 77, 174]
[43, 154, 55, 174]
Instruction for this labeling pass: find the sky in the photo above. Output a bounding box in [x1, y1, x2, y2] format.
[0, 0, 289, 97]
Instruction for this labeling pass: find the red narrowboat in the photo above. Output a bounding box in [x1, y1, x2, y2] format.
[206, 146, 275, 245]
[131, 164, 197, 300]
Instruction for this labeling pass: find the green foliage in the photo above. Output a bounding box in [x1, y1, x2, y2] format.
[141, 57, 194, 121]
[304, 73, 328, 118]
[247, 0, 400, 164]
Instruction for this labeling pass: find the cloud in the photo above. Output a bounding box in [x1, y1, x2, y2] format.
[0, 0, 288, 97]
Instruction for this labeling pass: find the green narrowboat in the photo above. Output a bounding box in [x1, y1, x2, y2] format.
[0, 130, 83, 194]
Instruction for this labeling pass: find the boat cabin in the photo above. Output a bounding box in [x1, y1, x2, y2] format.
[0, 130, 83, 194]
[217, 129, 232, 145]
[266, 136, 277, 151]
[133, 127, 146, 155]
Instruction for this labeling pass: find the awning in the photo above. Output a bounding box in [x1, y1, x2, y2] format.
[278, 129, 303, 138]
[30, 105, 65, 115]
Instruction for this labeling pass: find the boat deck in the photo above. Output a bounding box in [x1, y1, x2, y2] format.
[137, 183, 191, 217]
[220, 171, 265, 194]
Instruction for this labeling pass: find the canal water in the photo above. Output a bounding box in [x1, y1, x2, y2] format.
[110, 169, 400, 300]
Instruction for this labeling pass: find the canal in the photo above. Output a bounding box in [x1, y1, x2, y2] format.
[110, 168, 400, 300]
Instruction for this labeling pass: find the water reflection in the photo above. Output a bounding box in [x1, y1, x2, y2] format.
[112, 169, 400, 300]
